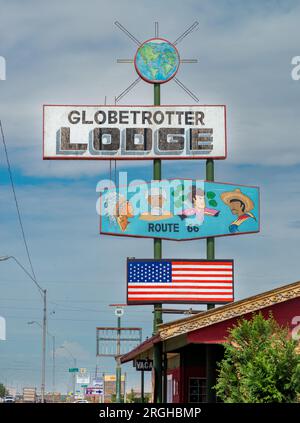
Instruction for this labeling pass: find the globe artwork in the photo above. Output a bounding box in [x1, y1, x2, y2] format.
[135, 38, 180, 84]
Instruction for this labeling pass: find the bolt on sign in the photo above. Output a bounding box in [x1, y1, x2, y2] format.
[127, 258, 234, 305]
[43, 105, 226, 160]
[100, 179, 260, 241]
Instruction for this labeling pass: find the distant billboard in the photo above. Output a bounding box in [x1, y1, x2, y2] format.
[100, 179, 260, 241]
[127, 258, 234, 305]
[43, 105, 226, 160]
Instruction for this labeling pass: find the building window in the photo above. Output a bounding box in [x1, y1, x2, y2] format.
[188, 377, 207, 403]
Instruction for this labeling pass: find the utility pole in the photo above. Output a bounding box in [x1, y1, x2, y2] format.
[41, 289, 47, 402]
[28, 320, 55, 403]
[0, 256, 47, 403]
[116, 310, 122, 403]
[51, 334, 56, 402]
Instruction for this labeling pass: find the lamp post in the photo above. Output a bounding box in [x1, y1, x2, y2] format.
[59, 345, 77, 398]
[28, 321, 56, 402]
[0, 255, 47, 403]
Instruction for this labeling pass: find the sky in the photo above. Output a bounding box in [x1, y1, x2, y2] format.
[1, 0, 300, 395]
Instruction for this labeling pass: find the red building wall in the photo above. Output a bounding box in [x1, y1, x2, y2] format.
[187, 297, 300, 344]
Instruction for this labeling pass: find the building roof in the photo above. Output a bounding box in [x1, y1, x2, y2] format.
[120, 280, 300, 363]
[159, 280, 300, 340]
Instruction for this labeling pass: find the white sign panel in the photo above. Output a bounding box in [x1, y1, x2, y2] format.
[43, 105, 227, 160]
[76, 375, 90, 384]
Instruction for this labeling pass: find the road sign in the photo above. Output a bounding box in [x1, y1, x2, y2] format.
[85, 387, 103, 396]
[115, 308, 124, 317]
[92, 378, 103, 387]
[43, 105, 226, 160]
[76, 375, 90, 384]
[68, 368, 79, 373]
[135, 359, 153, 371]
[100, 179, 259, 241]
[127, 258, 234, 305]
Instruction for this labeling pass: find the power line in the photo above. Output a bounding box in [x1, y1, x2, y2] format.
[0, 120, 40, 293]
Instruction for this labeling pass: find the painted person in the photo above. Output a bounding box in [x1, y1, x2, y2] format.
[179, 186, 219, 224]
[220, 188, 256, 233]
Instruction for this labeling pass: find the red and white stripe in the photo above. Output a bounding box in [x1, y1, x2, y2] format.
[128, 261, 233, 303]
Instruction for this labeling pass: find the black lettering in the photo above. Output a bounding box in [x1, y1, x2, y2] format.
[153, 111, 164, 125]
[82, 110, 93, 124]
[175, 111, 184, 124]
[142, 111, 152, 125]
[119, 110, 129, 124]
[148, 223, 155, 232]
[68, 111, 80, 124]
[185, 111, 194, 125]
[165, 111, 175, 125]
[108, 110, 118, 124]
[195, 111, 205, 126]
[148, 223, 180, 233]
[130, 110, 140, 124]
[94, 111, 106, 125]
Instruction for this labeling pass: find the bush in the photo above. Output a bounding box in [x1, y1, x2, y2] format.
[215, 312, 300, 403]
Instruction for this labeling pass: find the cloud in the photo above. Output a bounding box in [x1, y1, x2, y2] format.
[1, 0, 300, 178]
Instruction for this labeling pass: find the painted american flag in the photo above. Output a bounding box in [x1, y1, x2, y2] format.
[127, 259, 234, 304]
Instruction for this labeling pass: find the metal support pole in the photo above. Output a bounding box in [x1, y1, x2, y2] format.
[153, 83, 163, 403]
[141, 370, 145, 403]
[73, 358, 77, 397]
[205, 159, 216, 402]
[116, 315, 122, 402]
[52, 335, 56, 402]
[206, 159, 215, 311]
[41, 289, 47, 403]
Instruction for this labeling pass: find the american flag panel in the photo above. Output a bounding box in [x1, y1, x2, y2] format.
[127, 259, 234, 304]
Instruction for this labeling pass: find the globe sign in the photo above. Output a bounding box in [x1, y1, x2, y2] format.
[134, 38, 180, 84]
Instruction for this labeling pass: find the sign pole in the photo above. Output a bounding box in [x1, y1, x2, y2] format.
[141, 369, 145, 403]
[153, 83, 163, 403]
[116, 313, 122, 402]
[206, 158, 215, 310]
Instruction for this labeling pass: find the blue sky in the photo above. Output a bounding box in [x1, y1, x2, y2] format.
[1, 0, 300, 394]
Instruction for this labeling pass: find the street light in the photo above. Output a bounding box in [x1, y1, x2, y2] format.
[59, 345, 77, 397]
[28, 321, 55, 402]
[0, 255, 47, 403]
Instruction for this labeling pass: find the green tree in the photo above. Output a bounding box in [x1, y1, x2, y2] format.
[215, 313, 300, 403]
[0, 383, 7, 398]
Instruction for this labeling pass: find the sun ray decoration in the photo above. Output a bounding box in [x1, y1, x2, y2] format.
[115, 21, 199, 102]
